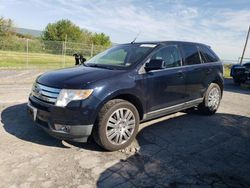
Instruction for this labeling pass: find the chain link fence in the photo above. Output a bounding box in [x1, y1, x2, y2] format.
[0, 38, 249, 70]
[0, 38, 109, 69]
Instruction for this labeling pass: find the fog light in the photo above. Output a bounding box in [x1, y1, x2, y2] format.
[54, 124, 71, 132]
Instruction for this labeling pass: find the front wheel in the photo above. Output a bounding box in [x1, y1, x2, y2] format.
[198, 83, 222, 115]
[93, 99, 139, 151]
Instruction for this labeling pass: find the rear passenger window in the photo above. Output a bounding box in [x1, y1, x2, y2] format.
[151, 46, 181, 68]
[199, 45, 219, 63]
[182, 44, 201, 65]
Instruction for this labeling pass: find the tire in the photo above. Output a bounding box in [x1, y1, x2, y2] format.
[93, 99, 139, 151]
[198, 83, 222, 115]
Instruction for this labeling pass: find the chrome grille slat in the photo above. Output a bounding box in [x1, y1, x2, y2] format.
[32, 92, 57, 103]
[32, 83, 61, 104]
[33, 89, 58, 98]
[35, 84, 61, 93]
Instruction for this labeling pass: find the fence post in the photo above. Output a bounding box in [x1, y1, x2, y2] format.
[26, 38, 29, 68]
[62, 41, 66, 68]
[61, 41, 64, 68]
[91, 43, 94, 57]
[63, 41, 66, 68]
[63, 35, 67, 68]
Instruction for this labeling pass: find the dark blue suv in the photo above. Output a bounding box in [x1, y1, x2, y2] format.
[27, 41, 223, 151]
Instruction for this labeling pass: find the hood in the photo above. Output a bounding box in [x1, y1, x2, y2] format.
[37, 66, 123, 89]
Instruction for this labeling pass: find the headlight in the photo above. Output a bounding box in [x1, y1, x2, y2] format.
[56, 89, 93, 107]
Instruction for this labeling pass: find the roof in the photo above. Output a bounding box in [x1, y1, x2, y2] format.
[125, 40, 209, 47]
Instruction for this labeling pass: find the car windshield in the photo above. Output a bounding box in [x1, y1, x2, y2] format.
[85, 43, 156, 69]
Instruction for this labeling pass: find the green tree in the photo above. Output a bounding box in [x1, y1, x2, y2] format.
[42, 19, 112, 46]
[42, 19, 85, 42]
[91, 32, 111, 46]
[0, 17, 13, 36]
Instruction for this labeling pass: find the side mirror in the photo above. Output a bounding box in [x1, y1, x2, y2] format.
[145, 59, 165, 71]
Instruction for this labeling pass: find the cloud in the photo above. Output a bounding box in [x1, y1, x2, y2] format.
[2, 0, 250, 60]
[62, 0, 250, 59]
[0, 4, 4, 12]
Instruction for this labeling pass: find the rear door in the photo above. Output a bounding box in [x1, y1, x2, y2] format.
[198, 44, 222, 88]
[180, 43, 207, 101]
[143, 45, 188, 113]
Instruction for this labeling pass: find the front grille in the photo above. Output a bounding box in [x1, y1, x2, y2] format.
[32, 83, 61, 104]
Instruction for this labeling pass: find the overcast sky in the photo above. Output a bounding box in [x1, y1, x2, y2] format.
[1, 0, 250, 60]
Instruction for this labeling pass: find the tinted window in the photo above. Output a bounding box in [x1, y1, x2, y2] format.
[199, 45, 219, 63]
[198, 47, 207, 63]
[182, 44, 201, 65]
[151, 46, 181, 68]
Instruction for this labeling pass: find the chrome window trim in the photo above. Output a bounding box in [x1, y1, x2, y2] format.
[139, 61, 221, 74]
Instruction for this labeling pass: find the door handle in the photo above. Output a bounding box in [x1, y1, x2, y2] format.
[177, 71, 184, 78]
[206, 68, 212, 74]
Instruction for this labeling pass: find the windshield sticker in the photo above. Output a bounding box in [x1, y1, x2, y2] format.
[140, 44, 156, 48]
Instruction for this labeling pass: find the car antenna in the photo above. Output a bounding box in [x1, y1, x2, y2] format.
[131, 31, 141, 43]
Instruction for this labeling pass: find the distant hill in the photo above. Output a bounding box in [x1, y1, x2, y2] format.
[13, 27, 43, 37]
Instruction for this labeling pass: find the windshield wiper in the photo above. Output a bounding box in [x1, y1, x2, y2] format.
[86, 64, 114, 70]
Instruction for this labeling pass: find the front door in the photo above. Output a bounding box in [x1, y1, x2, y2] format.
[143, 45, 188, 113]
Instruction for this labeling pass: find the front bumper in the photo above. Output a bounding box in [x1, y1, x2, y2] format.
[27, 96, 94, 143]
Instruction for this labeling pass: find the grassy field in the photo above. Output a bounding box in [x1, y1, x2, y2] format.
[0, 50, 80, 69]
[0, 50, 232, 78]
[223, 64, 231, 78]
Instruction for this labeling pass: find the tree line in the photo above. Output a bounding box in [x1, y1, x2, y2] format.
[42, 19, 111, 46]
[0, 17, 111, 54]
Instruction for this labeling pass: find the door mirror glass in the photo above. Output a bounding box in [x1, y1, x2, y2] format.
[145, 59, 165, 71]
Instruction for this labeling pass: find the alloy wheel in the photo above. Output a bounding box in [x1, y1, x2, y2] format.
[106, 108, 135, 145]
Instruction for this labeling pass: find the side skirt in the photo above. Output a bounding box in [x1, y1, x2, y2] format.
[142, 98, 203, 122]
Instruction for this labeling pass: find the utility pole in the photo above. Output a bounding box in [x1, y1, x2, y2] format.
[239, 25, 250, 65]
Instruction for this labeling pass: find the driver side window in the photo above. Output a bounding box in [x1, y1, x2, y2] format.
[150, 46, 181, 68]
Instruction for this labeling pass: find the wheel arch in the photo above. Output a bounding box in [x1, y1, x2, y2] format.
[211, 77, 224, 96]
[109, 94, 144, 120]
[95, 92, 145, 122]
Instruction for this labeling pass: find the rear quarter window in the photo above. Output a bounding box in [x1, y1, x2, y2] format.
[181, 43, 201, 65]
[199, 45, 219, 63]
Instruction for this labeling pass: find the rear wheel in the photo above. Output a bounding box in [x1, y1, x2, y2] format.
[93, 99, 139, 151]
[198, 83, 221, 115]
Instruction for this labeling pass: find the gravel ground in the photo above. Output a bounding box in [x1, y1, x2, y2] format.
[0, 70, 250, 188]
